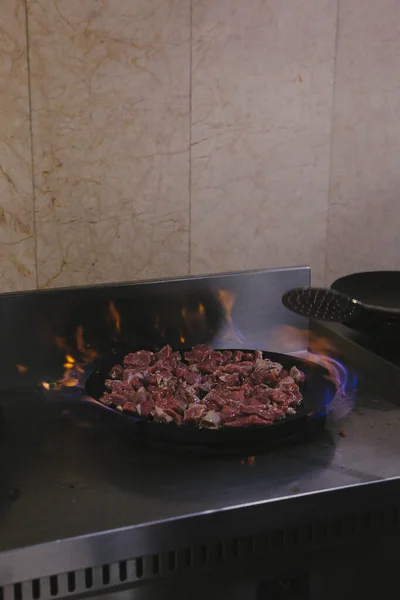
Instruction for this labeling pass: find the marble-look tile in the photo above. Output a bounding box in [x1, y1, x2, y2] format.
[326, 0, 400, 283]
[0, 0, 36, 291]
[28, 0, 190, 289]
[190, 0, 337, 285]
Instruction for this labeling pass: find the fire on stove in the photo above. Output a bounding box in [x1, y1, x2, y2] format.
[30, 289, 353, 450]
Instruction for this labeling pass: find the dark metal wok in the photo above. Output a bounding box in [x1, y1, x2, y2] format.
[85, 348, 336, 453]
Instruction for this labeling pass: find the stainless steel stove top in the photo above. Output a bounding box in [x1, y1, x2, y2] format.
[0, 268, 399, 600]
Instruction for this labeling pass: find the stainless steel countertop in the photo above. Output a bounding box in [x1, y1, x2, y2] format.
[0, 270, 400, 586]
[1, 350, 400, 583]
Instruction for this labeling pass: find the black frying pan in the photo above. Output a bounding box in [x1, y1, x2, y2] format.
[283, 271, 400, 337]
[85, 348, 335, 452]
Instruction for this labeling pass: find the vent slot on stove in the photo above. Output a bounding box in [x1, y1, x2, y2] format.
[1, 506, 399, 600]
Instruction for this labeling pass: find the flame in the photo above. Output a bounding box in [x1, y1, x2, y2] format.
[180, 302, 207, 335]
[273, 325, 355, 417]
[217, 289, 247, 345]
[217, 290, 235, 325]
[16, 364, 28, 374]
[42, 327, 98, 393]
[180, 335, 185, 344]
[108, 300, 121, 334]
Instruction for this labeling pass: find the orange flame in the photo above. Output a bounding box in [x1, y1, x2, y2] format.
[217, 290, 235, 325]
[108, 300, 121, 334]
[16, 364, 28, 374]
[42, 327, 98, 392]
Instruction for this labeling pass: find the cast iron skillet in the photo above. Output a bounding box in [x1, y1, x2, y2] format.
[85, 349, 336, 450]
[332, 271, 400, 336]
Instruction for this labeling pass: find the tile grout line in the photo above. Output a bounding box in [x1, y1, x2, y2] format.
[324, 0, 341, 286]
[24, 0, 39, 290]
[188, 0, 193, 275]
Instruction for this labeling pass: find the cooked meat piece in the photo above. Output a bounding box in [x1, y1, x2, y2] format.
[137, 398, 155, 418]
[241, 352, 255, 361]
[220, 350, 233, 363]
[163, 408, 182, 424]
[123, 350, 153, 369]
[220, 362, 253, 376]
[99, 344, 306, 429]
[201, 410, 222, 429]
[100, 392, 128, 407]
[122, 402, 137, 414]
[122, 369, 145, 387]
[290, 365, 306, 383]
[220, 405, 241, 423]
[153, 406, 173, 424]
[135, 387, 147, 405]
[233, 350, 243, 362]
[155, 395, 186, 415]
[109, 364, 124, 379]
[155, 346, 172, 361]
[183, 404, 207, 424]
[184, 344, 211, 363]
[217, 373, 240, 386]
[175, 365, 203, 385]
[104, 380, 137, 401]
[197, 359, 219, 374]
[151, 354, 180, 372]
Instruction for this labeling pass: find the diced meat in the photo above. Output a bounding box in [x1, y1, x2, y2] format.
[184, 404, 207, 424]
[153, 406, 173, 424]
[218, 373, 240, 386]
[147, 370, 175, 388]
[290, 366, 306, 383]
[279, 376, 296, 387]
[104, 380, 137, 401]
[109, 364, 124, 379]
[100, 393, 128, 407]
[155, 395, 186, 415]
[123, 350, 153, 370]
[221, 362, 253, 376]
[175, 365, 203, 385]
[201, 410, 222, 429]
[122, 370, 145, 388]
[220, 350, 233, 363]
[184, 344, 211, 364]
[135, 387, 147, 405]
[137, 398, 155, 418]
[97, 344, 306, 429]
[233, 350, 243, 362]
[197, 359, 219, 374]
[155, 346, 172, 361]
[122, 402, 137, 414]
[220, 405, 241, 423]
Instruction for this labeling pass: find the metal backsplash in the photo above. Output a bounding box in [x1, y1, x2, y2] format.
[0, 267, 309, 389]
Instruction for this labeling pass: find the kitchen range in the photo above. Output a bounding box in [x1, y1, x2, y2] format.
[0, 267, 399, 600]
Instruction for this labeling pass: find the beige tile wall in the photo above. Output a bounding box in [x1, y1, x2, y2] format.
[326, 0, 400, 283]
[0, 0, 399, 291]
[0, 0, 36, 290]
[190, 0, 336, 284]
